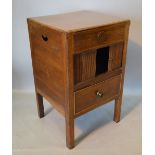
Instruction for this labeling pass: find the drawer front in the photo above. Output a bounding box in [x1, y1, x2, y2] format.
[74, 24, 126, 53]
[75, 75, 121, 114]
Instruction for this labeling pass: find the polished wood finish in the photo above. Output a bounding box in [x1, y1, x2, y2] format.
[35, 92, 44, 118]
[114, 96, 122, 122]
[113, 23, 130, 123]
[27, 11, 130, 149]
[64, 33, 75, 149]
[74, 23, 126, 53]
[75, 75, 121, 114]
[108, 42, 124, 71]
[74, 50, 96, 83]
[29, 10, 128, 32]
[74, 68, 122, 91]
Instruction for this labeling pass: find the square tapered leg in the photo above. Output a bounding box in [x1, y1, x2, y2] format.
[36, 92, 44, 118]
[113, 96, 122, 123]
[65, 117, 74, 149]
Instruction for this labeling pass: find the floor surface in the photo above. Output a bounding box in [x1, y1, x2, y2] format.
[13, 92, 141, 155]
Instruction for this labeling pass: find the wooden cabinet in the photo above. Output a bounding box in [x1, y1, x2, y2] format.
[27, 11, 130, 149]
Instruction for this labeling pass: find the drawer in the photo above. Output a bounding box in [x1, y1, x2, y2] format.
[74, 75, 121, 114]
[74, 24, 126, 53]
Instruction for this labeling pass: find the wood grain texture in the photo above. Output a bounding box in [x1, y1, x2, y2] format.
[75, 75, 121, 114]
[74, 50, 96, 84]
[27, 11, 130, 149]
[113, 22, 130, 123]
[113, 96, 122, 122]
[64, 33, 75, 149]
[27, 19, 67, 115]
[73, 23, 126, 53]
[108, 42, 124, 71]
[35, 92, 44, 118]
[29, 11, 129, 32]
[74, 68, 122, 91]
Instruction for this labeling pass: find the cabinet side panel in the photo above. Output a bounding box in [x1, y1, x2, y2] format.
[27, 19, 67, 112]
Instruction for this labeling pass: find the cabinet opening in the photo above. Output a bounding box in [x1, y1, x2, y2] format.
[96, 47, 109, 76]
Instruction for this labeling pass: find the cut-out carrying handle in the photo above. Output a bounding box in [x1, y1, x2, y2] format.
[42, 35, 48, 41]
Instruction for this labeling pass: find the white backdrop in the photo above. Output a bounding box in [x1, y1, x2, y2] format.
[12, 0, 142, 95]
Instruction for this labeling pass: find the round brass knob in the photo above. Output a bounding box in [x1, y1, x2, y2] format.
[96, 91, 103, 97]
[97, 31, 106, 41]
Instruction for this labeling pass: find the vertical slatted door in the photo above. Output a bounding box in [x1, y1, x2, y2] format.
[108, 43, 124, 71]
[74, 50, 97, 84]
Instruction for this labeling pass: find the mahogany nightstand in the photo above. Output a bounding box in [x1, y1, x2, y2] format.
[27, 11, 130, 149]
